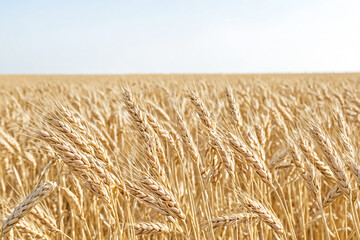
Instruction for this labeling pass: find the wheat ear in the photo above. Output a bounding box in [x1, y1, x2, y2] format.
[132, 222, 170, 235]
[229, 133, 272, 185]
[140, 177, 185, 220]
[207, 213, 256, 229]
[1, 182, 56, 237]
[242, 194, 284, 236]
[225, 86, 243, 128]
[310, 125, 351, 197]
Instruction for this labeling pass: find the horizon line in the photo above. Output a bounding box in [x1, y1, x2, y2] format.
[1, 72, 360, 76]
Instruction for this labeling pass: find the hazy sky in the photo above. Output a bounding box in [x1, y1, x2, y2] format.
[1, 0, 359, 74]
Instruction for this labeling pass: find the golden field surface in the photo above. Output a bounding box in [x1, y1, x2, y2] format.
[1, 73, 360, 239]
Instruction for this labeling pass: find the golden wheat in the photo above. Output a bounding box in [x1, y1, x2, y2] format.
[1, 74, 360, 239]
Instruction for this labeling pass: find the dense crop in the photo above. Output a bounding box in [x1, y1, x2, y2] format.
[0, 74, 360, 239]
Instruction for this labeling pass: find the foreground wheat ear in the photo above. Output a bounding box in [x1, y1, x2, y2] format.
[130, 222, 170, 235]
[2, 74, 360, 239]
[241, 193, 285, 236]
[1, 182, 56, 237]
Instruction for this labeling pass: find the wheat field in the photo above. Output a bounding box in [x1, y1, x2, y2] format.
[0, 74, 360, 239]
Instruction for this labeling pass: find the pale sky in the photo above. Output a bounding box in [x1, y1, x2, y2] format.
[1, 0, 359, 74]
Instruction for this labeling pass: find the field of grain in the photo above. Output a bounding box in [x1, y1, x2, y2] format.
[1, 74, 360, 239]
